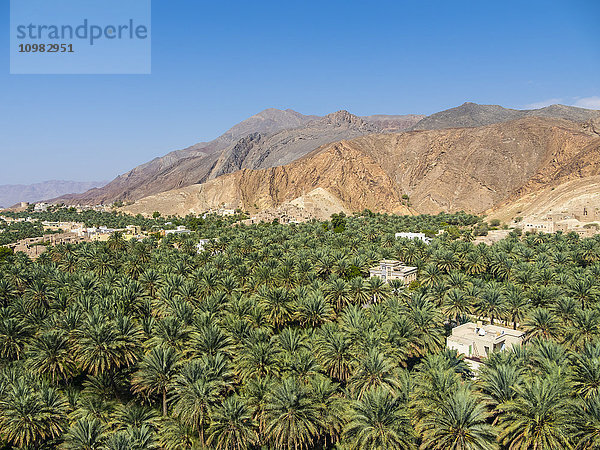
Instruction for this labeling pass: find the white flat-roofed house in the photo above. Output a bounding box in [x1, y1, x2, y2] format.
[164, 226, 192, 236]
[395, 232, 432, 244]
[196, 238, 212, 252]
[34, 202, 49, 212]
[447, 322, 524, 360]
[368, 259, 417, 284]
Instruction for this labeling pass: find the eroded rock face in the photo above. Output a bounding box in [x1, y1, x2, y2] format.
[123, 117, 600, 218]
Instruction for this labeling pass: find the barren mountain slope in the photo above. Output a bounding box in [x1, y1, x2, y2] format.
[356, 114, 424, 133]
[123, 140, 412, 216]
[123, 117, 600, 217]
[350, 117, 600, 213]
[55, 108, 319, 205]
[60, 111, 390, 205]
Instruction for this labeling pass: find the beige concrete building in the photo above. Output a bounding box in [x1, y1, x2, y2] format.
[8, 232, 89, 259]
[447, 322, 524, 360]
[522, 210, 600, 238]
[243, 203, 314, 225]
[368, 259, 417, 284]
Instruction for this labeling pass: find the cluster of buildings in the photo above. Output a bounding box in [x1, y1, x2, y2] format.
[242, 204, 315, 225]
[520, 205, 600, 238]
[5, 224, 146, 259]
[0, 215, 38, 224]
[7, 232, 89, 258]
[202, 207, 237, 218]
[162, 225, 191, 236]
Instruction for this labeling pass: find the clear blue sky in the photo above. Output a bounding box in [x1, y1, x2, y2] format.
[1, 0, 599, 185]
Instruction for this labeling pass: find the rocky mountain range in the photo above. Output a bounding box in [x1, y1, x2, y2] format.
[54, 109, 423, 205]
[122, 117, 600, 218]
[56, 102, 600, 221]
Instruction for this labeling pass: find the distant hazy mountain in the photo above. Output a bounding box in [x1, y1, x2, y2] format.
[0, 180, 107, 208]
[411, 102, 600, 130]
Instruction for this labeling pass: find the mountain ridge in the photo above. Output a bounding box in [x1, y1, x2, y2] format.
[56, 109, 422, 205]
[56, 103, 600, 216]
[411, 102, 600, 130]
[122, 116, 600, 219]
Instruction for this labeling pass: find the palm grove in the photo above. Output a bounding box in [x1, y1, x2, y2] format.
[1, 211, 600, 449]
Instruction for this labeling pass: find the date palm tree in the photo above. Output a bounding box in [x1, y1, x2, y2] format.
[26, 330, 76, 383]
[497, 373, 575, 449]
[132, 346, 180, 416]
[207, 395, 258, 450]
[476, 286, 506, 325]
[264, 377, 320, 450]
[323, 278, 351, 312]
[343, 387, 415, 450]
[566, 308, 600, 350]
[0, 277, 17, 306]
[0, 316, 32, 360]
[315, 325, 354, 382]
[296, 291, 335, 327]
[523, 307, 563, 342]
[170, 359, 220, 445]
[572, 343, 600, 399]
[443, 288, 471, 323]
[61, 417, 105, 449]
[575, 394, 600, 450]
[0, 378, 68, 448]
[478, 363, 523, 414]
[504, 285, 529, 329]
[236, 337, 281, 381]
[349, 350, 399, 399]
[259, 286, 293, 330]
[417, 386, 497, 450]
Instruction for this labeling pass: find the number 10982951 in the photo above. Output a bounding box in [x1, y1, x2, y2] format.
[18, 44, 74, 53]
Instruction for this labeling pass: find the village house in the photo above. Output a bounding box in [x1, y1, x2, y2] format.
[368, 259, 417, 284]
[447, 322, 524, 360]
[395, 232, 432, 244]
[196, 238, 212, 252]
[163, 225, 192, 236]
[33, 202, 49, 212]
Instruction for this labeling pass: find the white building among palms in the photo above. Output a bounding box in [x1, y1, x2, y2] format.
[395, 232, 432, 244]
[368, 259, 417, 284]
[447, 322, 524, 360]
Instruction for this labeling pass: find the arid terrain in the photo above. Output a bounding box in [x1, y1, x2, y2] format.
[51, 103, 600, 221]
